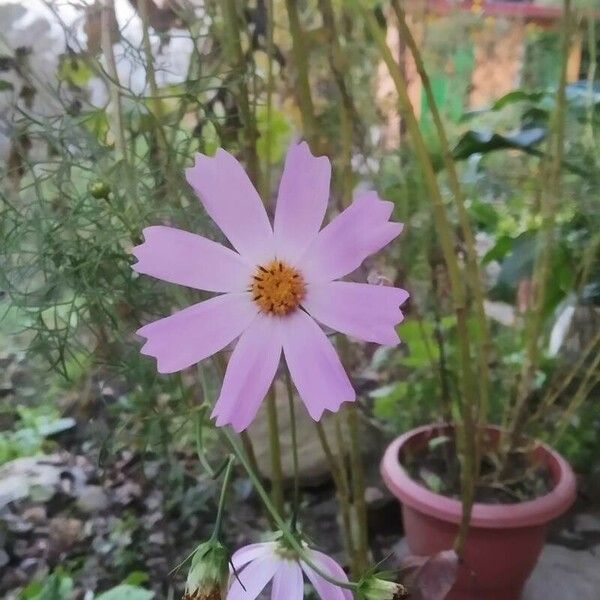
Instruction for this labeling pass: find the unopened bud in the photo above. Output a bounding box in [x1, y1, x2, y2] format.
[183, 539, 228, 600]
[361, 576, 408, 600]
[88, 180, 110, 199]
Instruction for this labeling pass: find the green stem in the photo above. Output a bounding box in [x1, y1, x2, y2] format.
[220, 429, 358, 590]
[530, 328, 600, 427]
[100, 0, 126, 161]
[505, 0, 573, 452]
[317, 0, 363, 175]
[266, 387, 285, 515]
[212, 455, 235, 540]
[359, 2, 477, 554]
[391, 0, 491, 436]
[314, 420, 357, 576]
[138, 0, 170, 176]
[223, 0, 262, 188]
[195, 406, 221, 477]
[584, 8, 597, 156]
[552, 350, 600, 444]
[284, 369, 300, 531]
[263, 0, 275, 196]
[284, 0, 319, 148]
[346, 404, 369, 572]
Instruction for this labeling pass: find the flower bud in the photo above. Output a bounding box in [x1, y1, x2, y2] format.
[183, 539, 228, 600]
[361, 576, 408, 600]
[88, 180, 110, 199]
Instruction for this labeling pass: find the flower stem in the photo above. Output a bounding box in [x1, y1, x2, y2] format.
[212, 455, 235, 540]
[266, 386, 285, 515]
[219, 428, 358, 590]
[284, 368, 300, 531]
[314, 420, 357, 575]
[346, 404, 369, 572]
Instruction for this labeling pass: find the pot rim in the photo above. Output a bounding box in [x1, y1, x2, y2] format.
[380, 424, 577, 529]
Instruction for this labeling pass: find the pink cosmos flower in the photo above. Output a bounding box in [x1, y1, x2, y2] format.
[133, 142, 408, 431]
[228, 541, 352, 600]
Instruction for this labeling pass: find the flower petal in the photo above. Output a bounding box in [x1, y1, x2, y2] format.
[282, 310, 355, 421]
[132, 226, 252, 293]
[274, 142, 331, 263]
[212, 315, 282, 432]
[231, 542, 276, 573]
[185, 149, 274, 263]
[298, 191, 403, 283]
[228, 553, 280, 600]
[136, 293, 257, 373]
[271, 559, 304, 600]
[301, 550, 352, 600]
[303, 281, 409, 346]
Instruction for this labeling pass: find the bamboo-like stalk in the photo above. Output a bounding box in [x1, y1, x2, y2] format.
[333, 414, 360, 575]
[284, 0, 319, 149]
[346, 404, 369, 572]
[391, 0, 491, 434]
[359, 2, 477, 553]
[317, 0, 362, 135]
[314, 421, 358, 576]
[138, 0, 170, 178]
[530, 328, 600, 427]
[317, 0, 356, 206]
[223, 0, 261, 189]
[263, 0, 275, 197]
[100, 0, 126, 161]
[552, 351, 600, 444]
[584, 8, 597, 154]
[505, 0, 573, 451]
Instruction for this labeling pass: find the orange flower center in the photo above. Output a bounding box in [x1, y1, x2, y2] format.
[250, 260, 305, 316]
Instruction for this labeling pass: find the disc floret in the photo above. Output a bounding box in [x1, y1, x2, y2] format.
[250, 259, 306, 315]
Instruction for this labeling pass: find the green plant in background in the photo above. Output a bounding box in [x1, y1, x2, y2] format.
[17, 570, 153, 600]
[0, 405, 74, 465]
[0, 0, 599, 597]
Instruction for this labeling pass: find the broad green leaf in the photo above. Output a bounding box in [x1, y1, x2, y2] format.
[397, 320, 438, 368]
[256, 105, 292, 165]
[58, 55, 93, 88]
[468, 200, 499, 231]
[452, 127, 546, 161]
[371, 382, 408, 420]
[491, 89, 546, 111]
[18, 571, 73, 600]
[95, 585, 154, 600]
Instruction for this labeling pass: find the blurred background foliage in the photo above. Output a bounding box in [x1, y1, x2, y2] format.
[0, 0, 599, 597]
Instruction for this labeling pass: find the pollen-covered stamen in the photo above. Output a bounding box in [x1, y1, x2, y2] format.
[250, 260, 305, 315]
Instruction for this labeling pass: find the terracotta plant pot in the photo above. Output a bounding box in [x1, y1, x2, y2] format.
[380, 424, 576, 600]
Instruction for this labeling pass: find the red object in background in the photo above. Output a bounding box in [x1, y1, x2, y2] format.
[381, 425, 577, 600]
[427, 0, 568, 21]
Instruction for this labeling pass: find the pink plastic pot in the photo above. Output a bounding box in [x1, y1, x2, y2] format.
[381, 425, 576, 600]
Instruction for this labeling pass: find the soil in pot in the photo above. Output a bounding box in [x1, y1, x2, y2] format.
[401, 429, 554, 504]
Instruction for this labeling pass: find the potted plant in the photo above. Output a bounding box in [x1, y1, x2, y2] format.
[364, 1, 591, 598]
[381, 426, 577, 600]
